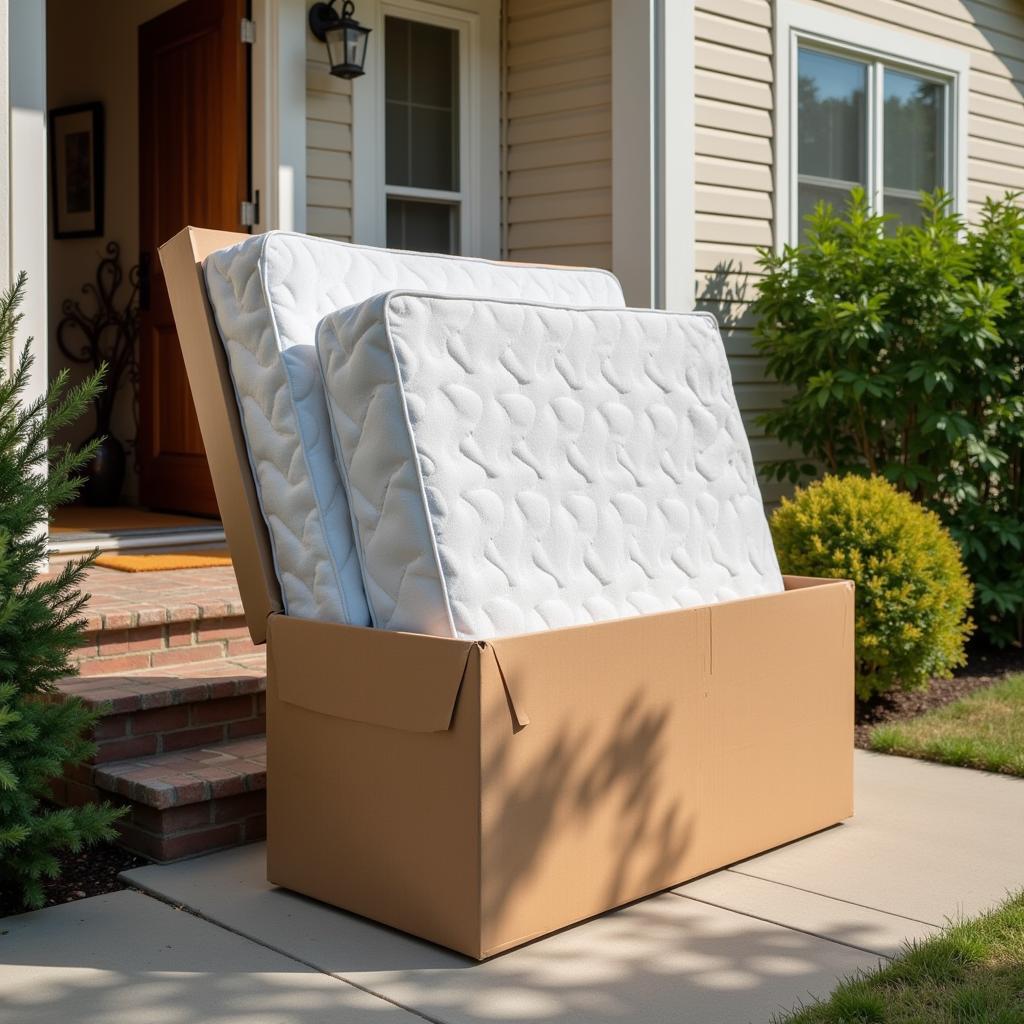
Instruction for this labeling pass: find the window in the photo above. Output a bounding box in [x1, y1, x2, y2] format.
[384, 15, 460, 253]
[778, 4, 968, 244]
[350, 0, 499, 258]
[797, 48, 946, 235]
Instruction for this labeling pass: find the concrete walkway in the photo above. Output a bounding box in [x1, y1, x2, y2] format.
[3, 751, 1022, 1024]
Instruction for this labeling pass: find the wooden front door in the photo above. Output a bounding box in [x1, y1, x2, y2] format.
[138, 0, 249, 515]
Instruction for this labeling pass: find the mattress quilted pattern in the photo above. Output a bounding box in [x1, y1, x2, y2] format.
[316, 291, 784, 639]
[203, 231, 624, 624]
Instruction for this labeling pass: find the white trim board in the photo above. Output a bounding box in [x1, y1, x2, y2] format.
[351, 0, 500, 258]
[251, 0, 307, 232]
[0, 0, 10, 298]
[611, 0, 695, 311]
[48, 525, 227, 556]
[774, 1, 970, 248]
[9, 0, 47, 410]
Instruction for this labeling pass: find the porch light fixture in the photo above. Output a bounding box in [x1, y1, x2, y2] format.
[309, 0, 371, 80]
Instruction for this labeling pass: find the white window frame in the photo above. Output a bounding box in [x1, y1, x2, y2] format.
[351, 0, 500, 258]
[775, 2, 970, 248]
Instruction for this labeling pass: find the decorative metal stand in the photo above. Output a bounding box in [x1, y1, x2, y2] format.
[57, 241, 140, 506]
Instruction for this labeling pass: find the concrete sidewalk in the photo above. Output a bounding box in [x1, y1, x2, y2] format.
[3, 751, 1022, 1024]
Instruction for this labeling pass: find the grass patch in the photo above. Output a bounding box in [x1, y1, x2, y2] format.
[775, 891, 1024, 1023]
[868, 674, 1024, 777]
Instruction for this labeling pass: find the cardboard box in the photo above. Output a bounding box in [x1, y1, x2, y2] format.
[160, 226, 855, 960]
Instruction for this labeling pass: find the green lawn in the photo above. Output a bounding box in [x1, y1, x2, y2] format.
[775, 892, 1024, 1024]
[868, 674, 1024, 778]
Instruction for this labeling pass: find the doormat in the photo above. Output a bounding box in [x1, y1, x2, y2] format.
[93, 550, 232, 572]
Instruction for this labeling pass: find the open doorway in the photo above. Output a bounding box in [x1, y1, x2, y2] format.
[46, 0, 251, 551]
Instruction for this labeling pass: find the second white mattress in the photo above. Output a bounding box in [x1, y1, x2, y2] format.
[317, 291, 784, 640]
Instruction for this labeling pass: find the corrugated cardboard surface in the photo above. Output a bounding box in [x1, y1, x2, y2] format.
[160, 227, 855, 960]
[267, 578, 853, 959]
[266, 615, 487, 956]
[159, 227, 282, 643]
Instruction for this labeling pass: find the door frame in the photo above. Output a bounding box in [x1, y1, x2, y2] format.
[250, 0, 307, 233]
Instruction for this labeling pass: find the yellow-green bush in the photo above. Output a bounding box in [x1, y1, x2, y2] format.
[771, 475, 974, 701]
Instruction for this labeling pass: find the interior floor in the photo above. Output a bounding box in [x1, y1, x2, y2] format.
[50, 507, 218, 534]
[49, 506, 225, 557]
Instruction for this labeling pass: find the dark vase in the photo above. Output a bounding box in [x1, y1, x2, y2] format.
[82, 434, 126, 507]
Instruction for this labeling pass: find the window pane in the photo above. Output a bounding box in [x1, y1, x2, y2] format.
[883, 69, 944, 223]
[384, 16, 459, 191]
[385, 102, 409, 186]
[384, 17, 409, 102]
[411, 107, 454, 191]
[882, 191, 926, 229]
[798, 48, 868, 186]
[798, 180, 856, 231]
[411, 22, 456, 108]
[387, 198, 459, 254]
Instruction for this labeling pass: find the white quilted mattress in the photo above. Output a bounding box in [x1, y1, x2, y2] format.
[202, 231, 625, 624]
[316, 291, 785, 640]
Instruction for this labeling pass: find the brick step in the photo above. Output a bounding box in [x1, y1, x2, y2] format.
[54, 654, 267, 764]
[43, 564, 267, 862]
[56, 735, 267, 862]
[72, 564, 254, 675]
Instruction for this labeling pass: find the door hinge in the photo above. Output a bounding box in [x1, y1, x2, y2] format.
[240, 17, 256, 44]
[237, 190, 258, 228]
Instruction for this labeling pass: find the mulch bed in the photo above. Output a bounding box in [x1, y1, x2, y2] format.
[854, 641, 1024, 747]
[0, 839, 144, 919]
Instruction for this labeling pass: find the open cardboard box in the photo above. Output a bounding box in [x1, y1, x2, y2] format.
[160, 226, 855, 960]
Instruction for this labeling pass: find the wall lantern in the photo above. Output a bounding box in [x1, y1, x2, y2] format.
[309, 0, 371, 80]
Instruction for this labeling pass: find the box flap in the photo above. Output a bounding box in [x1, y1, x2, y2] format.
[268, 614, 476, 733]
[782, 575, 851, 591]
[158, 227, 284, 644]
[479, 644, 531, 731]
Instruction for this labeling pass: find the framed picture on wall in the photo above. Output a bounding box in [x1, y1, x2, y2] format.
[49, 102, 104, 239]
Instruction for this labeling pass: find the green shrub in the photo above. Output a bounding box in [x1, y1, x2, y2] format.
[753, 189, 1024, 645]
[771, 475, 973, 701]
[0, 274, 124, 910]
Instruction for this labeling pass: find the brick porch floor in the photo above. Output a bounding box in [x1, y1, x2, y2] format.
[48, 563, 268, 862]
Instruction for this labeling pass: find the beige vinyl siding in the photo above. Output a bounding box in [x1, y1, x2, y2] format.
[306, 31, 353, 240]
[503, 0, 613, 268]
[692, 0, 785, 497]
[693, 0, 1024, 497]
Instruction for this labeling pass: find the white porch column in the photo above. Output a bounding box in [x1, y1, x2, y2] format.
[611, 0, 694, 311]
[7, 0, 47, 404]
[0, 0, 9, 300]
[251, 0, 307, 233]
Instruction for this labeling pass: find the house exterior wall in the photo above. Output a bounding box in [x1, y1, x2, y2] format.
[301, 0, 1024, 493]
[303, 0, 613, 265]
[503, 0, 613, 268]
[693, 0, 782, 496]
[306, 31, 354, 241]
[694, 0, 1024, 495]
